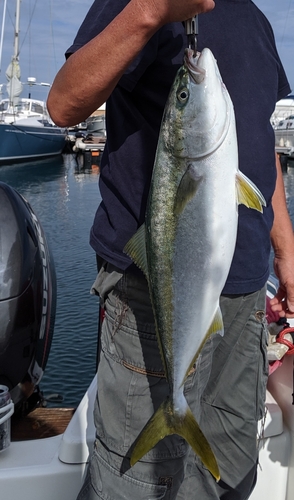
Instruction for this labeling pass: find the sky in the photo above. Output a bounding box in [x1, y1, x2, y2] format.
[0, 0, 293, 103]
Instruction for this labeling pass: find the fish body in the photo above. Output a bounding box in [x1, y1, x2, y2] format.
[125, 48, 265, 480]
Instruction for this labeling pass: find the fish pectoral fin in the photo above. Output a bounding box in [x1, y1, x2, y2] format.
[123, 223, 149, 279]
[130, 398, 220, 481]
[236, 171, 266, 213]
[174, 165, 203, 215]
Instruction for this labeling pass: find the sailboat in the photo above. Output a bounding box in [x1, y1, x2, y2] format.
[0, 0, 66, 164]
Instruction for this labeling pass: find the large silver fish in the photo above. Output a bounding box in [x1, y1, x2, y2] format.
[125, 47, 265, 481]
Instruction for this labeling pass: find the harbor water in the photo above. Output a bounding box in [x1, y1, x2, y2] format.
[0, 154, 101, 408]
[0, 154, 294, 408]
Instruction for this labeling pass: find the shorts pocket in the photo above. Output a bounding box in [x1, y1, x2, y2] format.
[89, 444, 168, 500]
[202, 290, 267, 422]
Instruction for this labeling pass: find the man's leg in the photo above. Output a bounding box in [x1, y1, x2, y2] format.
[177, 287, 268, 500]
[77, 265, 192, 499]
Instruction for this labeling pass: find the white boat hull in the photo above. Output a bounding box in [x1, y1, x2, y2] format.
[0, 377, 96, 499]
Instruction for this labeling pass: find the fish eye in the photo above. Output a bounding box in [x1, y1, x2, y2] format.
[177, 87, 189, 104]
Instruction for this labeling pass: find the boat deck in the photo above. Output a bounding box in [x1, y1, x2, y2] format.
[11, 407, 75, 441]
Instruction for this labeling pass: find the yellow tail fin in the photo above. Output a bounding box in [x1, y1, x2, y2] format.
[130, 398, 220, 481]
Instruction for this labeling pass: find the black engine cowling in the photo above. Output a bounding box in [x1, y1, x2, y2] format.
[0, 182, 56, 413]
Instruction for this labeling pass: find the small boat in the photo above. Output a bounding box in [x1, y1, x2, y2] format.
[0, 0, 67, 164]
[0, 181, 294, 499]
[272, 95, 294, 159]
[71, 106, 106, 157]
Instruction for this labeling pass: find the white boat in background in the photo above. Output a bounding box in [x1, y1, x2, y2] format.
[0, 95, 55, 126]
[272, 95, 294, 158]
[272, 96, 294, 128]
[0, 0, 66, 164]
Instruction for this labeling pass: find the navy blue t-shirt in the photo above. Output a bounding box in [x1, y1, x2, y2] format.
[67, 0, 291, 294]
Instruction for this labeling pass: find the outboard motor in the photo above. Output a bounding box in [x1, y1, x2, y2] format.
[0, 182, 56, 415]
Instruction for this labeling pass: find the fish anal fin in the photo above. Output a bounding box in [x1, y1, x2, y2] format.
[208, 306, 224, 337]
[236, 171, 266, 213]
[123, 224, 148, 279]
[130, 398, 220, 482]
[174, 165, 202, 215]
[183, 307, 224, 382]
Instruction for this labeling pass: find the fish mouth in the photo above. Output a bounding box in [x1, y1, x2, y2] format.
[184, 48, 206, 84]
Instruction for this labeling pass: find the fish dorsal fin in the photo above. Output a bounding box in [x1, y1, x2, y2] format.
[236, 171, 266, 213]
[174, 165, 202, 215]
[123, 223, 149, 279]
[183, 306, 224, 383]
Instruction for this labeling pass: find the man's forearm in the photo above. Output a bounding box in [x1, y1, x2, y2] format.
[47, 0, 214, 127]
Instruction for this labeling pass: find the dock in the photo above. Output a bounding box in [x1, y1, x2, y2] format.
[68, 107, 106, 170]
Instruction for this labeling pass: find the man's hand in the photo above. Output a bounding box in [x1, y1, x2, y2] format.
[270, 253, 294, 318]
[270, 153, 294, 318]
[137, 0, 215, 27]
[48, 0, 215, 127]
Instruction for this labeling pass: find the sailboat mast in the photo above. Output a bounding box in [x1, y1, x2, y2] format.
[6, 0, 23, 107]
[13, 0, 21, 62]
[0, 0, 8, 72]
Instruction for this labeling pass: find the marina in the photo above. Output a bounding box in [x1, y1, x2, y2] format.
[0, 0, 67, 163]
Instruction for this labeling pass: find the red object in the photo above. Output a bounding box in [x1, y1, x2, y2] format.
[276, 327, 294, 356]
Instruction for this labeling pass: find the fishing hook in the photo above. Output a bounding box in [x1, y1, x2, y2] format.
[185, 16, 198, 57]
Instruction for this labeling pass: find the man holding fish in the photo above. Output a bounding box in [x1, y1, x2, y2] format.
[48, 0, 294, 499]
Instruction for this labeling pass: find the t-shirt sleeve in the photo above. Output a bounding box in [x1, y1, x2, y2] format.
[262, 14, 291, 101]
[65, 0, 128, 56]
[65, 0, 159, 92]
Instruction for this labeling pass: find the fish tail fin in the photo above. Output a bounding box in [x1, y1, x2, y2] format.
[130, 398, 220, 481]
[236, 171, 266, 212]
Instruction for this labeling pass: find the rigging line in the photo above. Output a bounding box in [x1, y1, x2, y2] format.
[5, 2, 14, 30]
[280, 0, 293, 47]
[19, 0, 38, 55]
[49, 0, 57, 74]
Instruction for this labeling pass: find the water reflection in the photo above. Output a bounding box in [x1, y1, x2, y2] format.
[0, 155, 65, 189]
